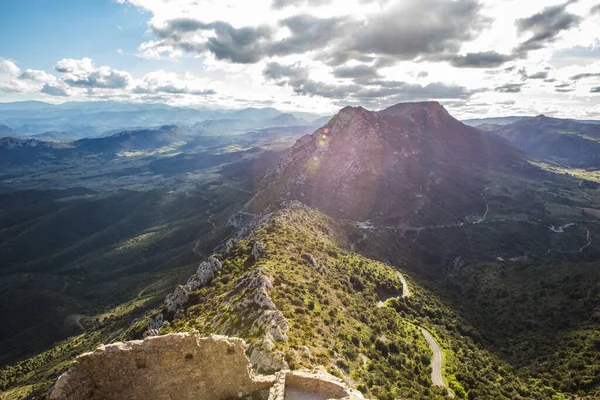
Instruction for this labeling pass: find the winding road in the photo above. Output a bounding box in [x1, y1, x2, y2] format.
[380, 270, 454, 397]
[418, 327, 448, 391]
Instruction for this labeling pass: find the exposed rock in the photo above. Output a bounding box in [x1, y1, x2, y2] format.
[234, 269, 289, 343]
[164, 285, 189, 313]
[249, 346, 288, 374]
[252, 241, 266, 260]
[50, 333, 361, 400]
[147, 313, 163, 330]
[186, 255, 223, 291]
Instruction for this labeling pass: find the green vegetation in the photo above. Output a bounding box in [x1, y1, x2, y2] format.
[127, 205, 576, 399]
[0, 183, 249, 396]
[440, 261, 600, 398]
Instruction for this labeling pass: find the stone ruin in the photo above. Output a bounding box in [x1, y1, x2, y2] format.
[50, 331, 363, 400]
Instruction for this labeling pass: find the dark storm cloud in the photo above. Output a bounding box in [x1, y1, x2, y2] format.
[449, 51, 514, 68]
[41, 84, 69, 97]
[515, 1, 581, 54]
[333, 64, 380, 79]
[495, 83, 525, 93]
[570, 72, 600, 80]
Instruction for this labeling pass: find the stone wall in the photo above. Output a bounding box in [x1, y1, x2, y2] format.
[50, 332, 275, 400]
[50, 332, 362, 400]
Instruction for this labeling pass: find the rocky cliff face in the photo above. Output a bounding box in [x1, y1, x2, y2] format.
[251, 101, 523, 225]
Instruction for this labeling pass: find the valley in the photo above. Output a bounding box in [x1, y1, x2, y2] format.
[1, 101, 599, 400]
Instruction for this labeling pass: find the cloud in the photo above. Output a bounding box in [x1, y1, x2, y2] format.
[18, 69, 56, 83]
[55, 58, 96, 73]
[271, 0, 331, 9]
[527, 71, 549, 79]
[515, 1, 581, 54]
[146, 18, 272, 63]
[591, 4, 600, 14]
[0, 59, 20, 76]
[555, 82, 573, 88]
[263, 62, 310, 85]
[56, 58, 132, 89]
[41, 83, 69, 97]
[449, 51, 514, 68]
[591, 87, 600, 93]
[133, 70, 216, 96]
[495, 83, 525, 93]
[333, 64, 380, 79]
[417, 71, 429, 78]
[334, 0, 489, 63]
[264, 61, 474, 106]
[570, 72, 600, 80]
[138, 0, 488, 66]
[268, 15, 354, 58]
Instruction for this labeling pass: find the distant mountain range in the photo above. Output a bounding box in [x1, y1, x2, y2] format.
[484, 115, 600, 167]
[0, 101, 327, 138]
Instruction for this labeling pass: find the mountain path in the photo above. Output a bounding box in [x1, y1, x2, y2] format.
[544, 228, 592, 255]
[379, 270, 454, 397]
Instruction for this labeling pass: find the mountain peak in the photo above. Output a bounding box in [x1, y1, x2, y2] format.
[377, 101, 450, 122]
[253, 101, 519, 224]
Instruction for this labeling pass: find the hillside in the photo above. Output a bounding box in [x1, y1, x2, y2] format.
[120, 204, 555, 399]
[489, 115, 600, 166]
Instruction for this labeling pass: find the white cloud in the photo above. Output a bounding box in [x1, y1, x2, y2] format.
[18, 69, 56, 83]
[55, 58, 133, 89]
[0, 58, 20, 76]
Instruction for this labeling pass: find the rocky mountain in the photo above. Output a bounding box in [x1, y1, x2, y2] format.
[488, 115, 600, 166]
[251, 101, 524, 225]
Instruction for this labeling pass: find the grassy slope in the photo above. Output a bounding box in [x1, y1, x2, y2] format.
[127, 205, 554, 400]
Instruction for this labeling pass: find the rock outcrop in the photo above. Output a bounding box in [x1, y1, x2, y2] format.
[50, 332, 362, 400]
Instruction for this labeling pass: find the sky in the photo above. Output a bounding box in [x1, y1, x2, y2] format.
[1, 0, 600, 118]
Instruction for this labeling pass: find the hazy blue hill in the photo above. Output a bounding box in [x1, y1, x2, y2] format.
[489, 115, 600, 166]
